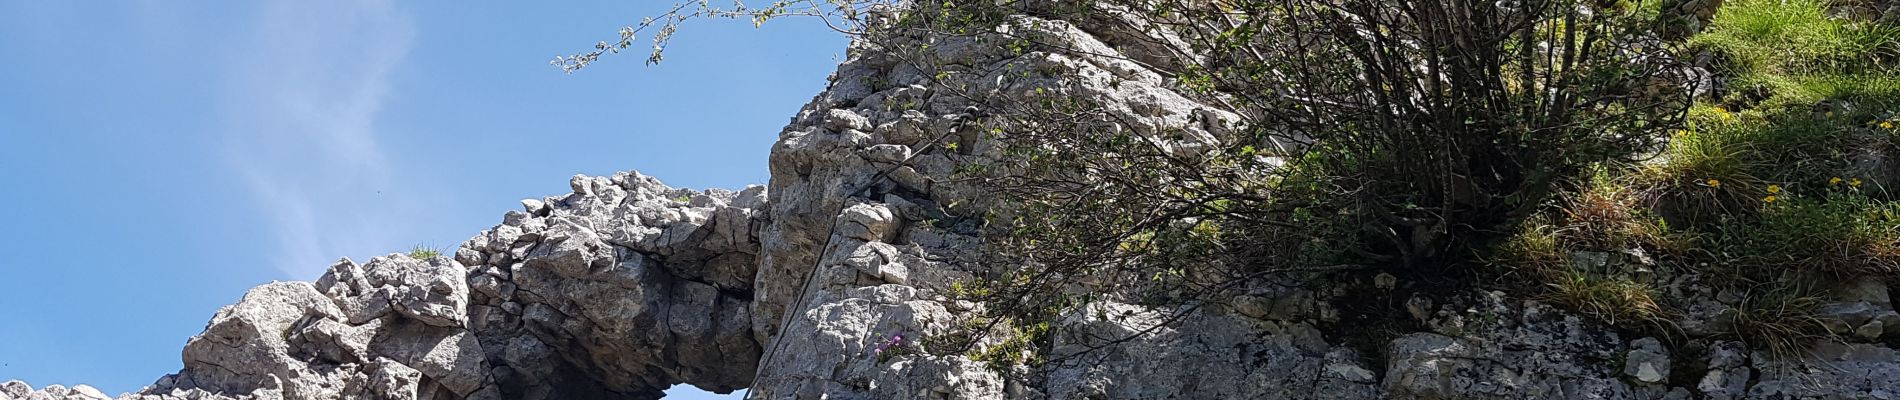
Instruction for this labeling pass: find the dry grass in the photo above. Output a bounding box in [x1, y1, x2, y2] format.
[1544, 269, 1670, 328]
[1728, 282, 1833, 357]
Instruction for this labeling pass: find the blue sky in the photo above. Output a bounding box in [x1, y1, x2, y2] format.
[0, 1, 846, 397]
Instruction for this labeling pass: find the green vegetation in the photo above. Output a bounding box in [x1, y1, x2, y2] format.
[1492, 172, 1685, 329]
[408, 245, 443, 259]
[1727, 281, 1832, 354]
[1714, 191, 1900, 276]
[1691, 0, 1898, 100]
[1549, 270, 1670, 327]
[925, 0, 1695, 366]
[1493, 0, 1900, 353]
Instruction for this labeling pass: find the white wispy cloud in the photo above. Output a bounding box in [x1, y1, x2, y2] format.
[218, 0, 420, 278]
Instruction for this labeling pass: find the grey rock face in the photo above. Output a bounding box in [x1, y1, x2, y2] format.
[1625, 337, 1672, 384]
[144, 268, 497, 400]
[3, 382, 119, 400]
[174, 281, 355, 399]
[1387, 292, 1669, 400]
[1698, 341, 1752, 400]
[1044, 302, 1376, 399]
[453, 172, 765, 399]
[1816, 280, 1900, 341]
[1749, 342, 1900, 398]
[4, 380, 33, 399]
[747, 5, 1249, 397]
[107, 172, 768, 400]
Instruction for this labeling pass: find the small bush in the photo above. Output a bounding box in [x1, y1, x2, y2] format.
[970, 319, 1050, 374]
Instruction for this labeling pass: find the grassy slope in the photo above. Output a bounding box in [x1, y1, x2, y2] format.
[1494, 0, 1900, 352]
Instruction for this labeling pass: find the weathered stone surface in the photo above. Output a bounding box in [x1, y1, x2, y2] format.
[744, 5, 1254, 397]
[350, 358, 422, 400]
[172, 282, 351, 399]
[1045, 302, 1374, 399]
[1749, 342, 1900, 398]
[1625, 337, 1671, 384]
[3, 381, 31, 399]
[313, 256, 470, 328]
[1815, 280, 1900, 341]
[1698, 341, 1751, 400]
[68, 386, 109, 400]
[41, 171, 770, 400]
[1385, 292, 1645, 399]
[457, 171, 765, 398]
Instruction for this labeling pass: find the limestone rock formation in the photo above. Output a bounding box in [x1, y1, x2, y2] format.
[11, 3, 1900, 400]
[44, 172, 768, 400]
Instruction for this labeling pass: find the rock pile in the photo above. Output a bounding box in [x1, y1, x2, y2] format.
[8, 172, 768, 400]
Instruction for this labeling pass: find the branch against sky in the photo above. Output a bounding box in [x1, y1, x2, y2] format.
[551, 0, 891, 72]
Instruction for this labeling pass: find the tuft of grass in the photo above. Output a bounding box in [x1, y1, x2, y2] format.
[1640, 115, 1768, 226]
[1494, 172, 1683, 330]
[1728, 282, 1833, 357]
[1495, 216, 1567, 272]
[1566, 176, 1645, 248]
[1544, 268, 1670, 328]
[1495, 169, 1685, 264]
[408, 245, 443, 259]
[1566, 171, 1692, 252]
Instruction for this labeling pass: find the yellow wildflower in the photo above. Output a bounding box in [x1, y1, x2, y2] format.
[1763, 195, 1777, 203]
[1851, 178, 1863, 187]
[1706, 179, 1722, 188]
[1831, 176, 1844, 185]
[1882, 121, 1896, 130]
[1767, 184, 1781, 194]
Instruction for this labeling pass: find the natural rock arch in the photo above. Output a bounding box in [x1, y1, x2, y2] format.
[10, 3, 1900, 400]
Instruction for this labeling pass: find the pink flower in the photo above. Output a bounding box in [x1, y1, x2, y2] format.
[872, 333, 906, 357]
